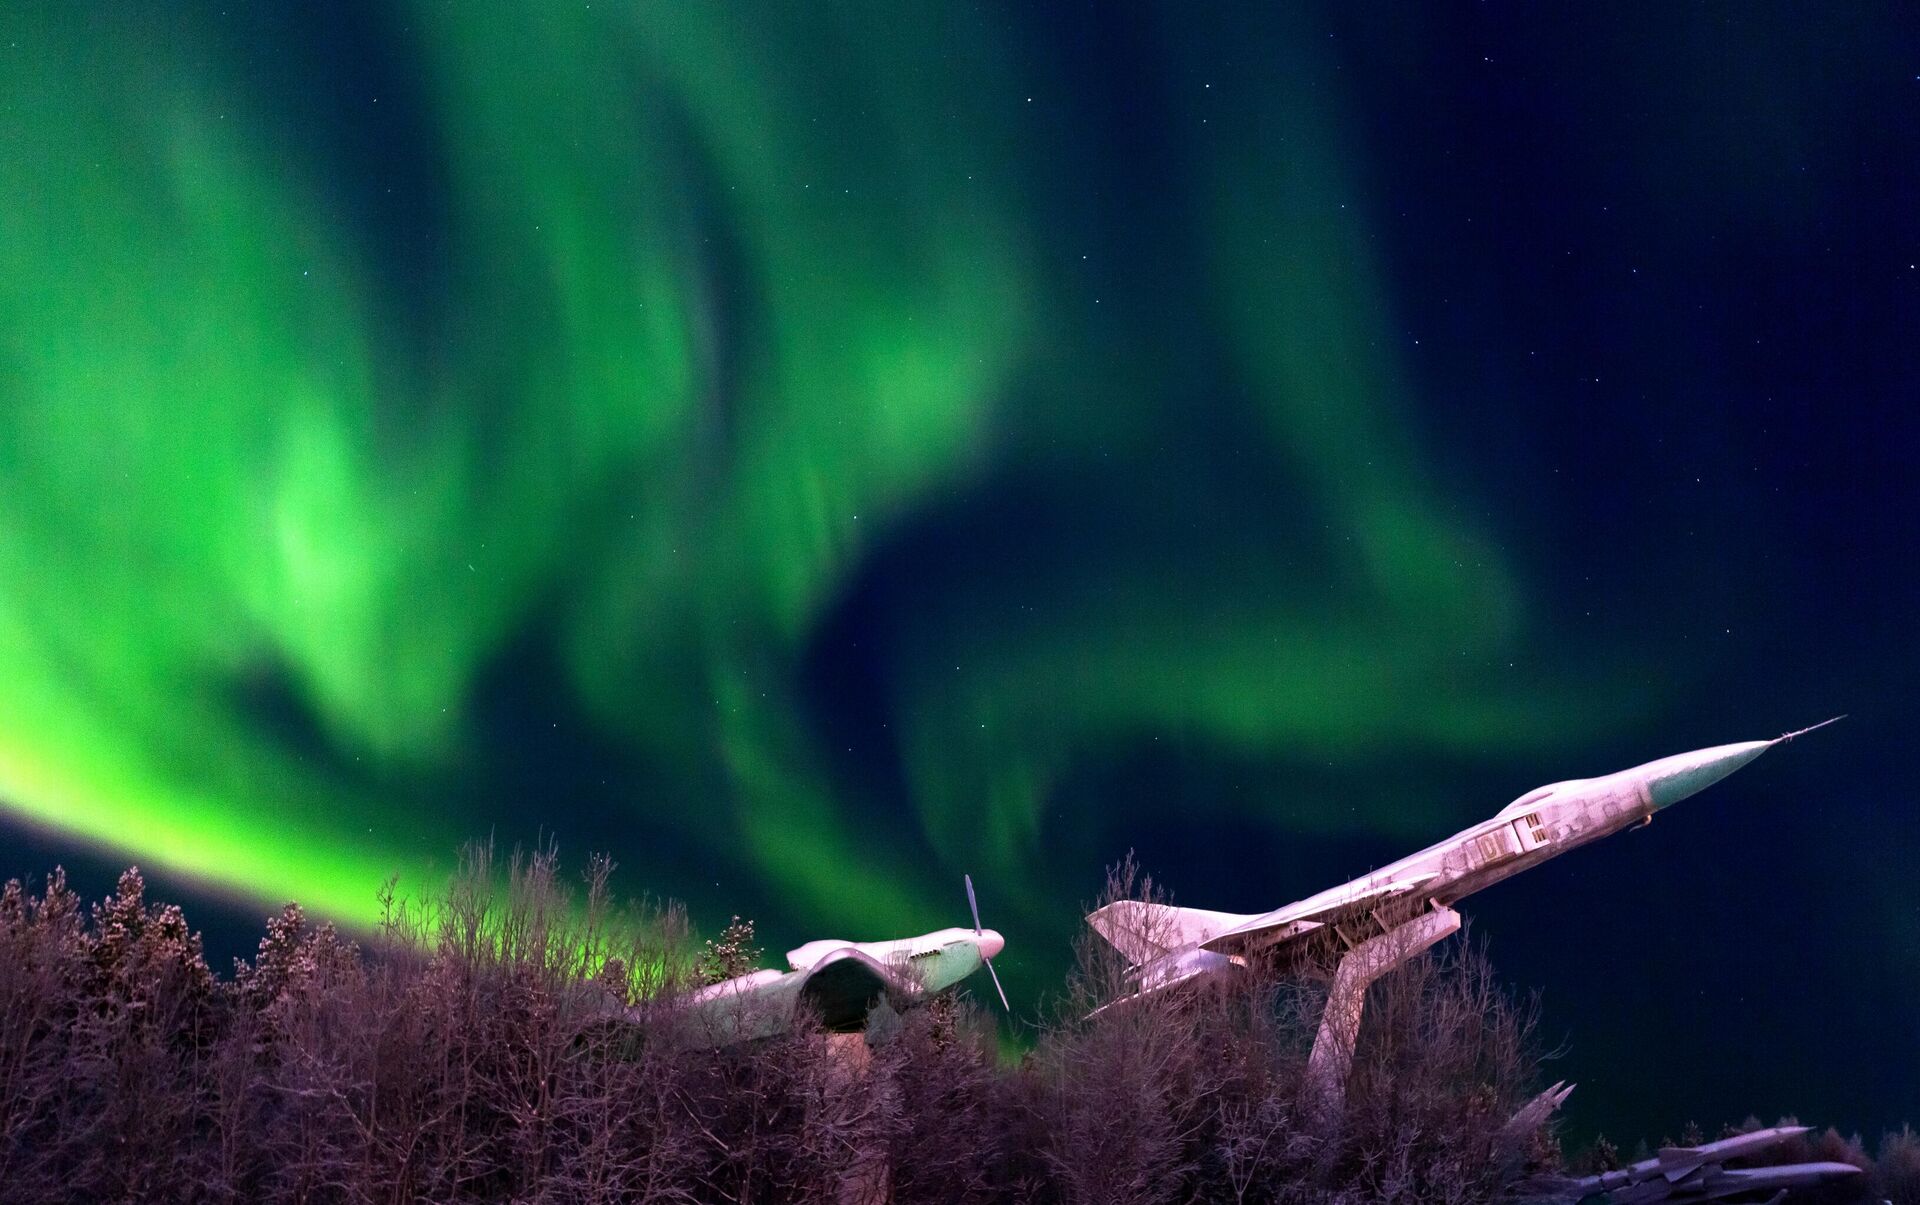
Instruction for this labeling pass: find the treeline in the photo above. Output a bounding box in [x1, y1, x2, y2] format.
[0, 846, 1909, 1204]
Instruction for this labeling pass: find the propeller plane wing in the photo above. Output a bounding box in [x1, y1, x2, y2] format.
[682, 877, 1008, 1046]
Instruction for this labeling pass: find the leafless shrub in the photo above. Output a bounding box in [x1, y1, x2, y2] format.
[1332, 932, 1548, 1204]
[0, 867, 218, 1203]
[880, 996, 1042, 1205]
[1029, 855, 1211, 1205]
[1876, 1126, 1920, 1205]
[0, 868, 90, 1202]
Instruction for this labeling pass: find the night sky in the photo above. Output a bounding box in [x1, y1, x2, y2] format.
[1, 2, 1915, 1143]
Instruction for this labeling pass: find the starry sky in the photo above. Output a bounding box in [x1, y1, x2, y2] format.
[1, 1, 1915, 1141]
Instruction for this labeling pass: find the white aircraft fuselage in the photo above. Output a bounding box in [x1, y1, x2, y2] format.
[681, 925, 1006, 1046]
[1092, 721, 1837, 992]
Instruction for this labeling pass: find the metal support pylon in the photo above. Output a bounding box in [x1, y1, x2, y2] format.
[1305, 906, 1461, 1115]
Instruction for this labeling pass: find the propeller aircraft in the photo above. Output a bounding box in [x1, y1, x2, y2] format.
[682, 875, 1007, 1047]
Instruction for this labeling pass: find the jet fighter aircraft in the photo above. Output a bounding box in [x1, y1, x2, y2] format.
[682, 875, 1007, 1047]
[1089, 719, 1841, 1006]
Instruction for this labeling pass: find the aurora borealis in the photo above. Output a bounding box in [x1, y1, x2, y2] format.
[2, 1, 1915, 1139]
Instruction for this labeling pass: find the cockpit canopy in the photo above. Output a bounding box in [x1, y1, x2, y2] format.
[1494, 779, 1586, 820]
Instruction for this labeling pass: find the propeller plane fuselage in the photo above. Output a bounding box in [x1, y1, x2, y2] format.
[682, 921, 1005, 1047]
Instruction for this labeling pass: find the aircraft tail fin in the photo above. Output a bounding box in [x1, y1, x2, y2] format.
[1086, 901, 1258, 966]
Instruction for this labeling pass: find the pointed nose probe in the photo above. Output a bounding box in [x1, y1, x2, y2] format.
[1644, 716, 1841, 810]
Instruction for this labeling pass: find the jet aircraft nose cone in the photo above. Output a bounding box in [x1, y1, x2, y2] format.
[1644, 739, 1773, 809]
[977, 928, 1005, 960]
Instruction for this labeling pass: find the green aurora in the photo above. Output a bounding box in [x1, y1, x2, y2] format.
[0, 1, 1617, 936]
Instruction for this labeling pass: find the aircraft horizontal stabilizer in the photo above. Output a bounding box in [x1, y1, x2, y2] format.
[1088, 948, 1233, 1017]
[1086, 901, 1259, 965]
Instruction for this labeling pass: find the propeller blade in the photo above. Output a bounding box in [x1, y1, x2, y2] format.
[965, 873, 1008, 1010]
[965, 873, 1009, 1011]
[983, 955, 1010, 1012]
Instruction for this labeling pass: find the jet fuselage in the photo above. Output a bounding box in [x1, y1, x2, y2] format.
[1172, 728, 1824, 971]
[1324, 736, 1776, 914]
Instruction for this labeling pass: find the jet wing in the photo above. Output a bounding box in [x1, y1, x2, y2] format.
[1088, 947, 1236, 1017]
[1198, 874, 1440, 959]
